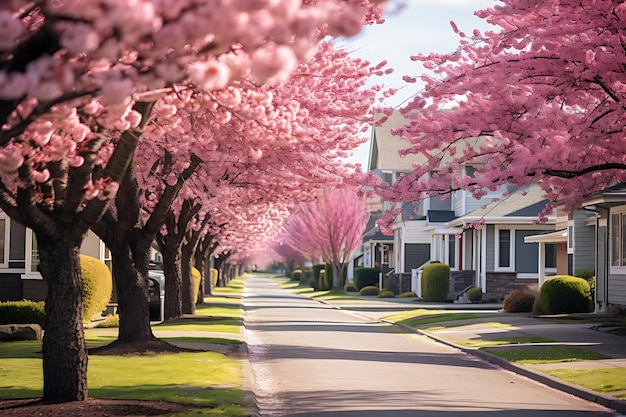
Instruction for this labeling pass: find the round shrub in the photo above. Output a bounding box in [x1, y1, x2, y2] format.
[80, 254, 113, 322]
[421, 262, 450, 302]
[192, 267, 202, 303]
[399, 291, 416, 298]
[360, 285, 379, 296]
[467, 287, 483, 303]
[502, 288, 537, 313]
[378, 290, 395, 298]
[540, 275, 593, 314]
[291, 269, 303, 281]
[0, 300, 46, 327]
[344, 283, 358, 292]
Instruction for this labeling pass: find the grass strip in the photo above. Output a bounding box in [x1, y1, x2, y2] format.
[544, 368, 626, 397]
[383, 309, 498, 328]
[456, 335, 553, 348]
[485, 345, 611, 364]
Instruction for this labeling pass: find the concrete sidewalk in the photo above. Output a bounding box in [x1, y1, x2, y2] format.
[318, 295, 626, 414]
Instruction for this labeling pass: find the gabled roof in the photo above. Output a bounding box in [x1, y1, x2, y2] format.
[449, 184, 553, 226]
[369, 110, 420, 171]
[582, 182, 626, 207]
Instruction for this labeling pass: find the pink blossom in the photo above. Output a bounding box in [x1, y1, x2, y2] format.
[0, 143, 24, 177]
[0, 11, 24, 51]
[189, 60, 232, 91]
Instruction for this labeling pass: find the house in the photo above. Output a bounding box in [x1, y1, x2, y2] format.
[366, 110, 558, 300]
[0, 210, 111, 302]
[580, 184, 626, 312]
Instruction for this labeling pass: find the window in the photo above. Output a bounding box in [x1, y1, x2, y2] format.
[495, 227, 514, 270]
[447, 235, 456, 269]
[31, 230, 39, 272]
[0, 218, 5, 265]
[545, 243, 557, 269]
[611, 212, 626, 267]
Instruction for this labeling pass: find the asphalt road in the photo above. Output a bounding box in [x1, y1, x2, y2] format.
[243, 275, 618, 417]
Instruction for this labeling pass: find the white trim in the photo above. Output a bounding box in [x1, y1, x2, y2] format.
[517, 273, 540, 279]
[494, 226, 515, 271]
[0, 214, 9, 268]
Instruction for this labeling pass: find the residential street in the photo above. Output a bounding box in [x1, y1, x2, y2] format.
[243, 275, 618, 417]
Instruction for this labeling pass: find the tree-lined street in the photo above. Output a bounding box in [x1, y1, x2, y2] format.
[244, 275, 615, 417]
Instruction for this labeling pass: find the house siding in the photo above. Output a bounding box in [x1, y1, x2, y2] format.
[572, 211, 595, 273]
[608, 272, 626, 306]
[23, 279, 47, 302]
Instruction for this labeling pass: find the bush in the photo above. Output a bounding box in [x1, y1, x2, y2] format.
[502, 288, 537, 313]
[210, 268, 219, 287]
[319, 270, 331, 291]
[0, 300, 46, 327]
[360, 286, 379, 296]
[191, 267, 202, 303]
[378, 290, 395, 298]
[344, 283, 358, 292]
[421, 262, 450, 302]
[80, 254, 113, 322]
[575, 269, 595, 300]
[354, 267, 379, 290]
[303, 269, 313, 285]
[467, 287, 483, 303]
[95, 314, 119, 328]
[540, 275, 593, 314]
[399, 291, 416, 298]
[291, 269, 303, 281]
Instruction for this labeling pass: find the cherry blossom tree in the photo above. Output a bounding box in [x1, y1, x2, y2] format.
[0, 0, 386, 404]
[278, 187, 369, 288]
[374, 0, 626, 231]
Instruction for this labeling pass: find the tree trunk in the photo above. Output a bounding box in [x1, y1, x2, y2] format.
[161, 242, 183, 320]
[112, 248, 155, 342]
[332, 262, 342, 289]
[38, 238, 88, 403]
[180, 245, 195, 315]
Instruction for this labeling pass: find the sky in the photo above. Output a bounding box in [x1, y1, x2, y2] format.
[341, 0, 497, 167]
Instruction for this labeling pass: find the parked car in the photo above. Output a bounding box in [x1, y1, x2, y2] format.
[148, 269, 165, 321]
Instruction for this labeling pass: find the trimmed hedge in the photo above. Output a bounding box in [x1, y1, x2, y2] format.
[210, 268, 219, 287]
[540, 275, 593, 314]
[354, 267, 379, 290]
[0, 300, 46, 327]
[360, 286, 379, 296]
[303, 269, 313, 285]
[192, 267, 202, 303]
[319, 270, 331, 291]
[344, 283, 358, 292]
[80, 254, 113, 322]
[292, 269, 303, 282]
[378, 290, 395, 298]
[421, 262, 450, 302]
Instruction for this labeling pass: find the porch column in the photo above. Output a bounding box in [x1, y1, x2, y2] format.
[480, 229, 487, 291]
[537, 242, 546, 288]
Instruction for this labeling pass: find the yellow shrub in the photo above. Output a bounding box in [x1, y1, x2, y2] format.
[80, 255, 112, 323]
[192, 267, 202, 303]
[211, 268, 219, 287]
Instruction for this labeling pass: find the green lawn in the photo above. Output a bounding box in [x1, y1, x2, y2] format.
[383, 309, 498, 328]
[0, 276, 249, 416]
[457, 335, 554, 348]
[485, 346, 611, 364]
[544, 368, 626, 397]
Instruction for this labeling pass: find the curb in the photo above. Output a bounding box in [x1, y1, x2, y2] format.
[384, 320, 626, 415]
